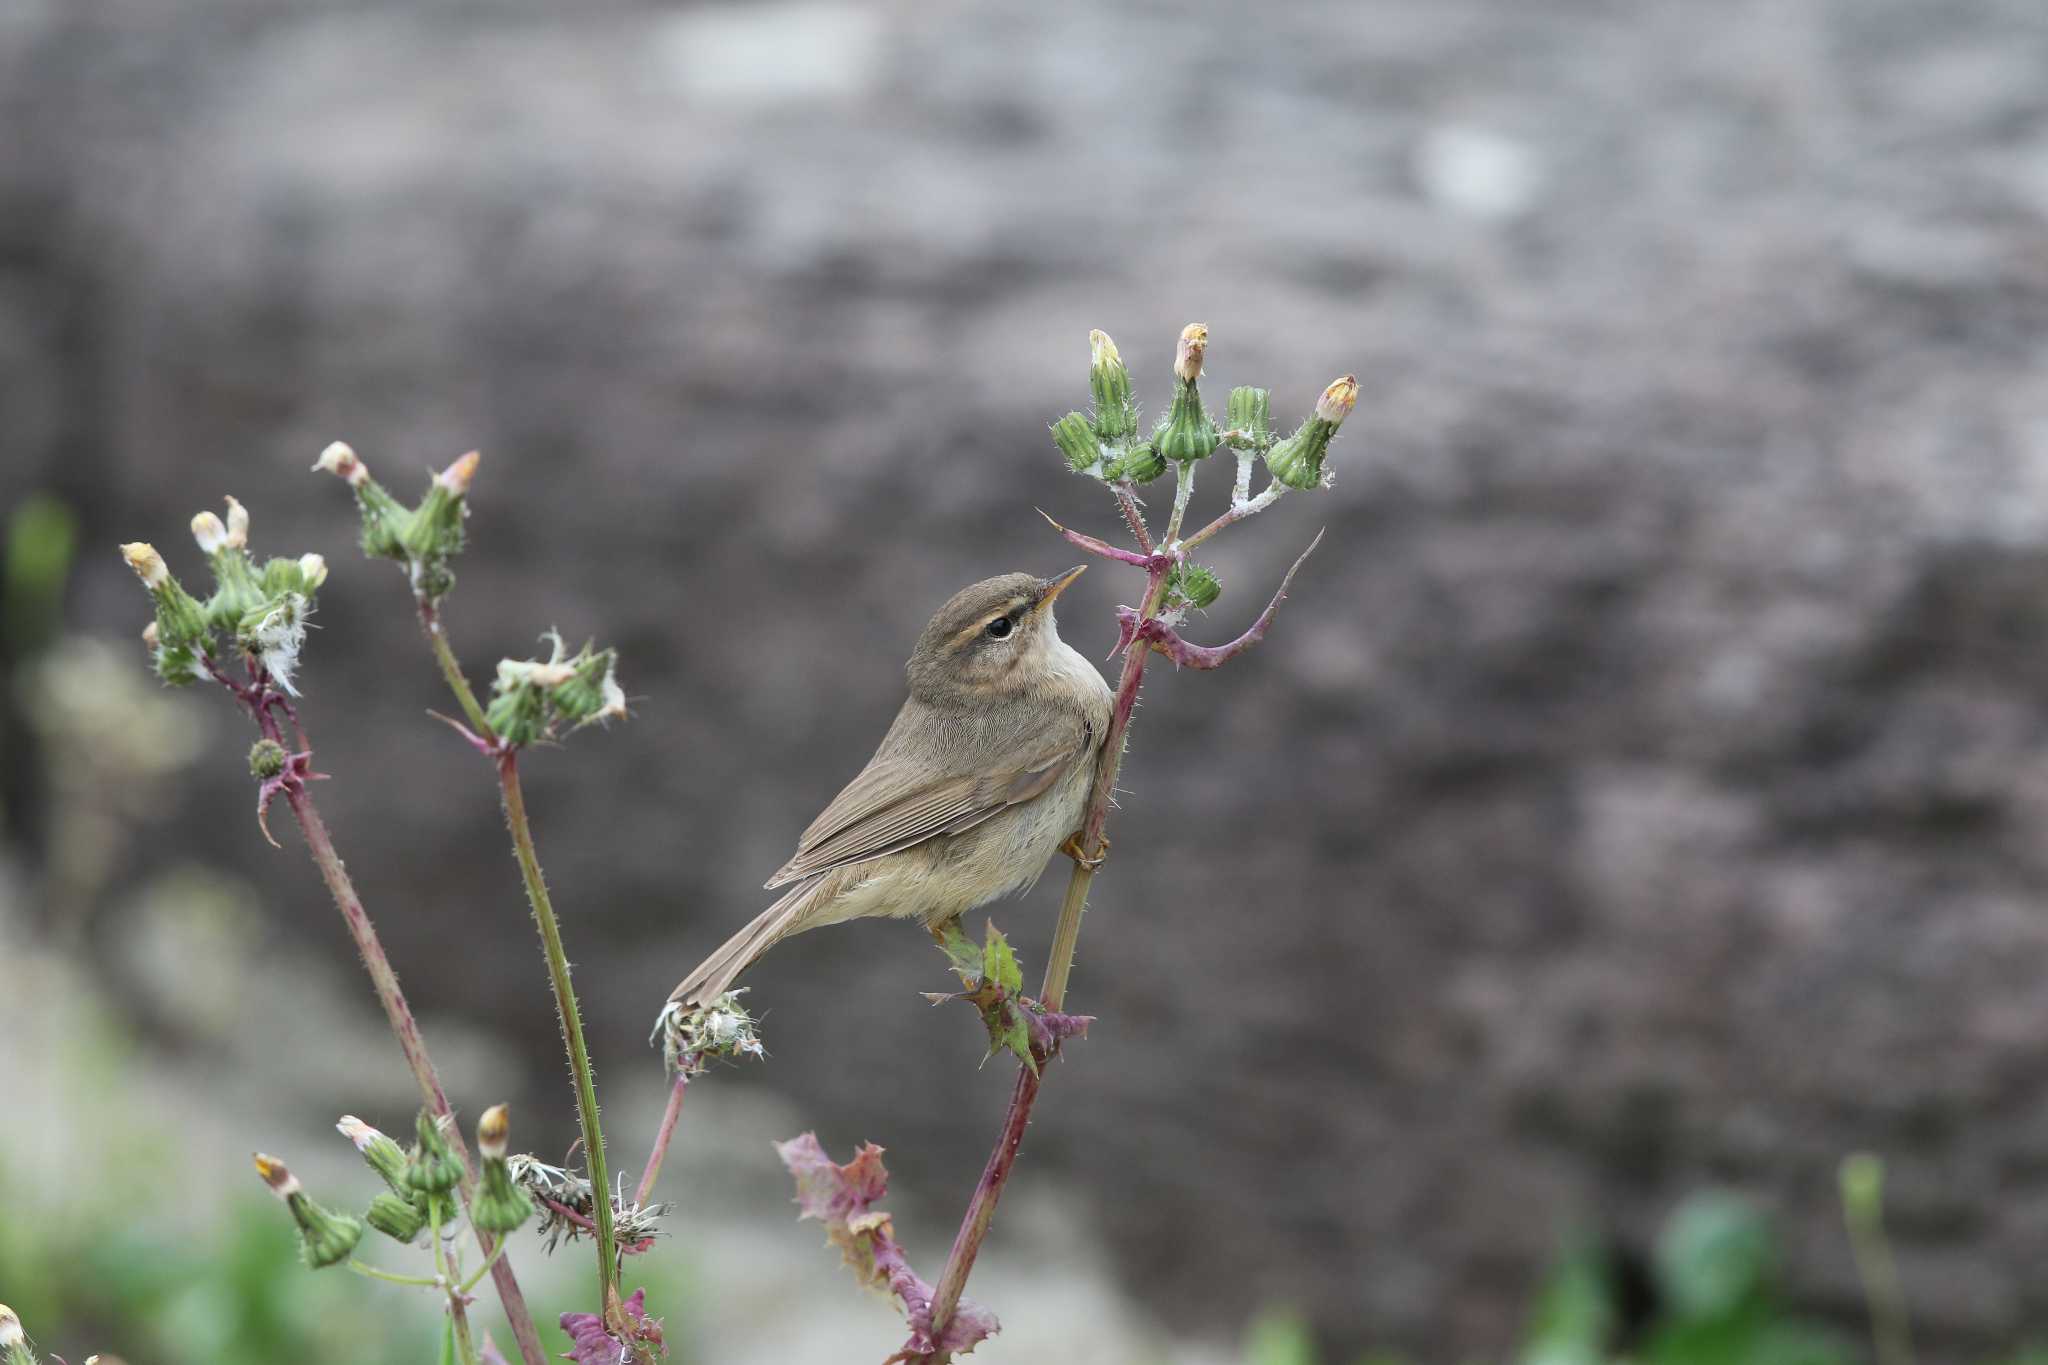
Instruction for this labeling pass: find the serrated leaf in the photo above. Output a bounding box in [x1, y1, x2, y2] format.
[982, 920, 1024, 997]
[936, 919, 982, 984]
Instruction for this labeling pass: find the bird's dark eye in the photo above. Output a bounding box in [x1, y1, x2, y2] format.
[985, 616, 1014, 640]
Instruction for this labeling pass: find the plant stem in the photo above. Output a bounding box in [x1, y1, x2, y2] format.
[349, 1260, 443, 1289]
[420, 601, 494, 738]
[282, 782, 548, 1365]
[1181, 482, 1285, 552]
[1160, 460, 1196, 548]
[636, 1074, 688, 1207]
[432, 1202, 482, 1365]
[922, 561, 1163, 1356]
[497, 750, 620, 1319]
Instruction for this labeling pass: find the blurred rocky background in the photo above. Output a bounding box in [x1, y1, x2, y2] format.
[5, 0, 2048, 1360]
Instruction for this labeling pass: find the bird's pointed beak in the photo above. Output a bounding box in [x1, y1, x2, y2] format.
[1030, 563, 1088, 616]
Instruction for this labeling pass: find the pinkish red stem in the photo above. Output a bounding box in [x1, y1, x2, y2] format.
[635, 1074, 688, 1207]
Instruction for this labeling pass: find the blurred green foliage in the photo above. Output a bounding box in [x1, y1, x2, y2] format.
[3, 493, 76, 656]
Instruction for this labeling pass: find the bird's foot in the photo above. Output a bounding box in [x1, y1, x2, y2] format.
[1060, 833, 1109, 870]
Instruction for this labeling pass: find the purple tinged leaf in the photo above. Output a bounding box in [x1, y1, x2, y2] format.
[558, 1288, 663, 1364]
[776, 1133, 999, 1358]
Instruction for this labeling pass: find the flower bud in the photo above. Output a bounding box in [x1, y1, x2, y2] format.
[1173, 323, 1207, 384]
[1264, 374, 1357, 491]
[1315, 373, 1358, 425]
[472, 1104, 535, 1235]
[365, 1190, 427, 1244]
[255, 1152, 363, 1269]
[1051, 412, 1103, 476]
[1109, 441, 1166, 484]
[1226, 386, 1271, 445]
[477, 1103, 511, 1161]
[250, 738, 288, 780]
[312, 441, 370, 488]
[406, 1110, 463, 1200]
[437, 450, 480, 497]
[142, 620, 159, 651]
[120, 542, 168, 592]
[223, 496, 249, 551]
[1167, 561, 1222, 610]
[190, 511, 229, 555]
[1088, 329, 1138, 441]
[298, 553, 329, 592]
[337, 1115, 412, 1193]
[1156, 374, 1219, 467]
[121, 543, 211, 652]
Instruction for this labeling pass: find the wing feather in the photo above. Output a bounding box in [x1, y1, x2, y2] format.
[765, 712, 1087, 889]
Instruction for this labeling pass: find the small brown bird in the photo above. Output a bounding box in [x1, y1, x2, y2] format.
[670, 566, 1113, 1008]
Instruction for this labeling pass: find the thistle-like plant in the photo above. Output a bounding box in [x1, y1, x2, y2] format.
[117, 456, 675, 1364]
[772, 324, 1347, 1361]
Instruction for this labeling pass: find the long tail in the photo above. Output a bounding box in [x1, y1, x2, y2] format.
[669, 881, 816, 1008]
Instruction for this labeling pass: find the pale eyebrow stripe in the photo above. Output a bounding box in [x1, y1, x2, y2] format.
[946, 596, 1033, 650]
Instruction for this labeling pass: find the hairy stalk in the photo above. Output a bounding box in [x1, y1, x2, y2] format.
[421, 601, 493, 738]
[498, 751, 621, 1322]
[922, 561, 1164, 1355]
[431, 1201, 482, 1365]
[636, 1075, 689, 1207]
[1181, 483, 1285, 551]
[281, 780, 547, 1365]
[1160, 460, 1196, 548]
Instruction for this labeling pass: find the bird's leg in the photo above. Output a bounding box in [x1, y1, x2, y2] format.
[1060, 832, 1109, 870]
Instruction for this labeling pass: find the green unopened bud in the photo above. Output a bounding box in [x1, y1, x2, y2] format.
[1051, 412, 1103, 476]
[1156, 325, 1219, 464]
[401, 452, 476, 564]
[250, 738, 288, 780]
[1226, 386, 1271, 445]
[1265, 374, 1357, 490]
[255, 1153, 363, 1269]
[0, 1305, 33, 1365]
[316, 443, 412, 562]
[1088, 329, 1138, 441]
[121, 543, 210, 650]
[336, 1115, 411, 1194]
[152, 631, 201, 687]
[553, 646, 623, 726]
[365, 1190, 427, 1244]
[1167, 561, 1222, 610]
[407, 1111, 464, 1200]
[205, 541, 266, 632]
[1110, 441, 1167, 484]
[485, 674, 547, 748]
[472, 1104, 535, 1235]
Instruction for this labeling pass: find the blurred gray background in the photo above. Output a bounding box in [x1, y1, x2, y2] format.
[5, 0, 2048, 1359]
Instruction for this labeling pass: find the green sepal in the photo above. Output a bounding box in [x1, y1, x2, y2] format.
[1051, 412, 1104, 476]
[1265, 414, 1340, 491]
[287, 1192, 364, 1269]
[148, 574, 212, 652]
[353, 479, 413, 562]
[406, 1110, 463, 1199]
[1156, 380, 1219, 464]
[154, 638, 201, 686]
[1090, 350, 1138, 441]
[365, 1190, 427, 1244]
[401, 481, 466, 566]
[204, 550, 266, 633]
[1109, 441, 1166, 485]
[1226, 386, 1271, 445]
[1166, 561, 1222, 611]
[473, 1157, 536, 1236]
